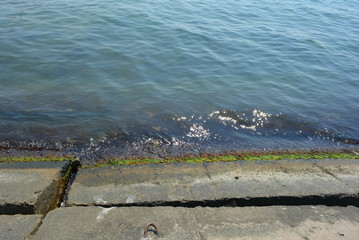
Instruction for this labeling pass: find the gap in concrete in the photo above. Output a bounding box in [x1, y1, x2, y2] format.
[0, 203, 34, 215]
[59, 172, 77, 207]
[59, 161, 80, 207]
[26, 161, 81, 239]
[28, 219, 44, 239]
[69, 194, 359, 208]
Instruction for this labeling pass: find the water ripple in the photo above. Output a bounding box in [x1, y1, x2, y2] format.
[1, 0, 358, 160]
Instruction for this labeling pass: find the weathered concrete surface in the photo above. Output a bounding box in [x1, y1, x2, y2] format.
[32, 206, 359, 240]
[200, 159, 358, 200]
[0, 214, 42, 240]
[67, 160, 359, 206]
[313, 159, 359, 190]
[33, 206, 200, 240]
[194, 205, 359, 240]
[0, 160, 71, 214]
[68, 163, 207, 205]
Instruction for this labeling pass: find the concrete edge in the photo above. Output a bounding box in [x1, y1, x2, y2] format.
[0, 160, 73, 215]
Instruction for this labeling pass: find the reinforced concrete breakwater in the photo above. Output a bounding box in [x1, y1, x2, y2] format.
[1, 157, 359, 239]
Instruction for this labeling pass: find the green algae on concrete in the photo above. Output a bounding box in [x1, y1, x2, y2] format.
[86, 151, 359, 168]
[0, 155, 75, 163]
[241, 152, 359, 161]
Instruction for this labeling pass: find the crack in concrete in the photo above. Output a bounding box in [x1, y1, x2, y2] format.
[67, 194, 359, 208]
[59, 161, 80, 207]
[27, 218, 43, 240]
[60, 171, 78, 207]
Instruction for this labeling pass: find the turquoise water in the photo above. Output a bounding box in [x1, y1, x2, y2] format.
[1, 0, 358, 160]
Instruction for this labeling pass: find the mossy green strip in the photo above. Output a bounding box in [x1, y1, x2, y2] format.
[241, 153, 358, 161]
[84, 152, 359, 168]
[0, 156, 75, 162]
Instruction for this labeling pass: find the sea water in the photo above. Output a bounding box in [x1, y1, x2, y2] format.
[1, 0, 358, 161]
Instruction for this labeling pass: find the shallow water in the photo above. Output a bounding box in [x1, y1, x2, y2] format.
[1, 0, 359, 161]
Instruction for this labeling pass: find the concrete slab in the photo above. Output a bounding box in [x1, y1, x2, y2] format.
[0, 160, 71, 214]
[32, 206, 200, 240]
[194, 205, 359, 240]
[68, 160, 356, 206]
[0, 214, 42, 240]
[32, 206, 359, 240]
[199, 160, 356, 201]
[68, 163, 207, 205]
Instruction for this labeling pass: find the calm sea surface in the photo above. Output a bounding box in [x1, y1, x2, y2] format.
[1, 0, 359, 161]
